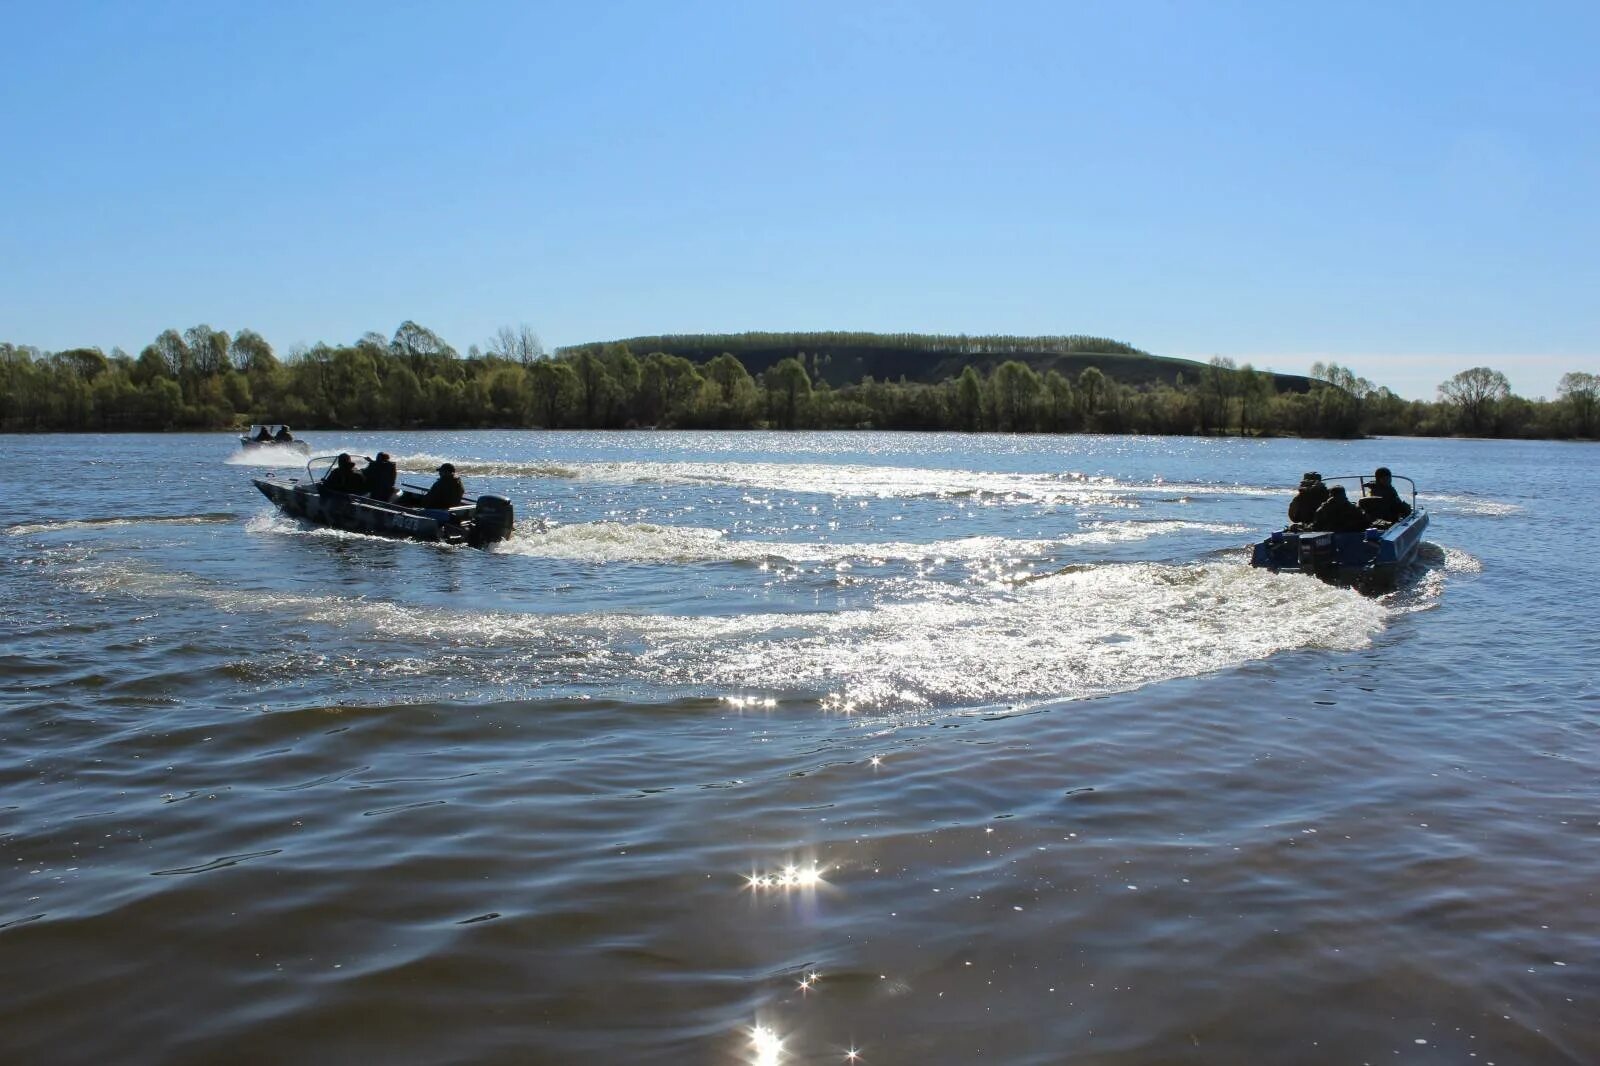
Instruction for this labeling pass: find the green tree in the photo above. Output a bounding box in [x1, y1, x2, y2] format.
[1077, 366, 1106, 430]
[184, 325, 230, 377]
[1236, 364, 1274, 437]
[569, 350, 617, 426]
[763, 357, 813, 428]
[391, 320, 455, 369]
[230, 329, 277, 374]
[638, 352, 701, 425]
[989, 360, 1041, 432]
[529, 360, 579, 427]
[486, 365, 533, 423]
[1438, 367, 1510, 436]
[1041, 370, 1076, 431]
[153, 329, 194, 399]
[700, 353, 759, 427]
[1557, 371, 1599, 438]
[954, 365, 984, 431]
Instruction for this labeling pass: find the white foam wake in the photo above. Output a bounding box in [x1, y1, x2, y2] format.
[485, 519, 1251, 565]
[6, 514, 237, 537]
[390, 455, 1283, 505]
[58, 554, 1394, 712]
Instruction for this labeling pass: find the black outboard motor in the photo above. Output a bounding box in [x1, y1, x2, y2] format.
[467, 494, 515, 546]
[1297, 531, 1339, 580]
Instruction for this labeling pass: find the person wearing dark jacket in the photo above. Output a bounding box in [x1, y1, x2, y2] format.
[1363, 467, 1412, 522]
[1310, 485, 1369, 532]
[418, 463, 465, 509]
[364, 452, 397, 501]
[1287, 471, 1329, 525]
[321, 453, 367, 494]
[273, 426, 295, 442]
[253, 425, 273, 442]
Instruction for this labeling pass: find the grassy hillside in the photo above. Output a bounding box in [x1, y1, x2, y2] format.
[560, 331, 1315, 393]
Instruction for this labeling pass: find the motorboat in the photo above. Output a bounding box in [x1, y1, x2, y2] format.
[253, 455, 516, 548]
[239, 425, 310, 456]
[1250, 473, 1429, 590]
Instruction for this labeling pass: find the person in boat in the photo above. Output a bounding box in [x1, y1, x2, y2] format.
[253, 425, 273, 442]
[364, 452, 397, 502]
[273, 426, 295, 443]
[416, 462, 465, 509]
[396, 462, 467, 510]
[1363, 467, 1412, 522]
[321, 453, 367, 494]
[1310, 484, 1370, 533]
[1287, 471, 1329, 526]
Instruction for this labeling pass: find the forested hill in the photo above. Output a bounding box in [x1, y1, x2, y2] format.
[558, 331, 1317, 393]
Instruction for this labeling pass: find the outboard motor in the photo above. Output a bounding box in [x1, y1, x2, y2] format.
[468, 494, 515, 546]
[1296, 531, 1338, 580]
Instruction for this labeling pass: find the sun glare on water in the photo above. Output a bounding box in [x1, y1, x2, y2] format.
[750, 1024, 784, 1065]
[746, 863, 828, 890]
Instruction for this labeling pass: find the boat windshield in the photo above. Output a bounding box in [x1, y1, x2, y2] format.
[305, 454, 371, 482]
[1321, 473, 1418, 507]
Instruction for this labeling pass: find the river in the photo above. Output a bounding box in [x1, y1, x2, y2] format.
[1, 430, 1594, 1064]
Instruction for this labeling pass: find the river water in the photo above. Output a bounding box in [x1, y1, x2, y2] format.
[1, 430, 1594, 1064]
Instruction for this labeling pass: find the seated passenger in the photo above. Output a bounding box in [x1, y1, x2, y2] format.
[321, 453, 367, 494]
[273, 426, 295, 442]
[1287, 471, 1329, 526]
[1363, 466, 1412, 522]
[1310, 485, 1370, 533]
[253, 425, 273, 442]
[364, 452, 397, 501]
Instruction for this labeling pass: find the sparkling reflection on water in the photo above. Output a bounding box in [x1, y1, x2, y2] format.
[0, 431, 1596, 1065]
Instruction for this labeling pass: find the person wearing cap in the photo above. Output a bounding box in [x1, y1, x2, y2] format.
[1310, 484, 1369, 533]
[321, 453, 367, 494]
[1287, 471, 1329, 526]
[1363, 467, 1411, 522]
[364, 452, 397, 502]
[416, 462, 465, 509]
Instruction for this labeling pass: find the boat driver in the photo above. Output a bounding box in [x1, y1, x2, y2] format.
[273, 426, 294, 442]
[1363, 467, 1412, 522]
[416, 462, 466, 509]
[253, 425, 273, 442]
[321, 453, 367, 494]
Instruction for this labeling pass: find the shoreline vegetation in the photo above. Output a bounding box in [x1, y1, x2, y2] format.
[2, 324, 1595, 440]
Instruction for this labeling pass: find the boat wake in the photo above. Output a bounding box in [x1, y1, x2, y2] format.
[53, 551, 1399, 713]
[487, 518, 1252, 565]
[391, 455, 1288, 506]
[223, 450, 315, 468]
[5, 513, 239, 537]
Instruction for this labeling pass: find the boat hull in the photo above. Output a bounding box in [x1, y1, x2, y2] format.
[253, 478, 514, 547]
[1250, 509, 1428, 591]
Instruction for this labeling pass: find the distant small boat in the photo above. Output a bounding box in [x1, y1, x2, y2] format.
[1250, 474, 1429, 591]
[239, 425, 310, 456]
[253, 455, 516, 548]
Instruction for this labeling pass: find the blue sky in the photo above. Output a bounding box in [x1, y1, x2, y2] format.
[2, 1, 1596, 400]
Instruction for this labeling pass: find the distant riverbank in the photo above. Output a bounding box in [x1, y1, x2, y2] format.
[5, 327, 1595, 440]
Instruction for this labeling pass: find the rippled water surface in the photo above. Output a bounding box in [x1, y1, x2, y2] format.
[2, 431, 1595, 1064]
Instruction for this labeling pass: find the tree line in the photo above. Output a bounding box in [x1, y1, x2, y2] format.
[1, 322, 1595, 440]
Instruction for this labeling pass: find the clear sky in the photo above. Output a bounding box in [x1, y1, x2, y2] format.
[3, 1, 1597, 400]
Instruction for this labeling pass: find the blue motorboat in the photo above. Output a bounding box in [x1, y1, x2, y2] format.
[253, 455, 515, 548]
[1250, 473, 1428, 590]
